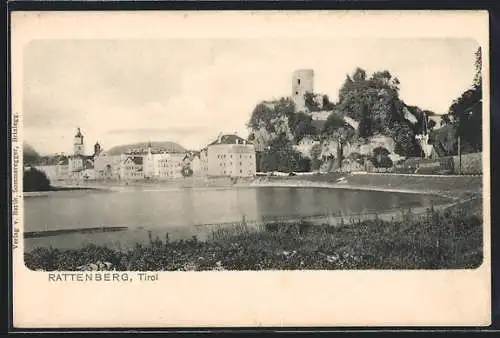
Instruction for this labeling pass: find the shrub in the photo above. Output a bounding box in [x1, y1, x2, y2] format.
[369, 147, 394, 168]
[23, 167, 51, 192]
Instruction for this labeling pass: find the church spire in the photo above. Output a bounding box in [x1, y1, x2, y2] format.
[147, 139, 153, 155]
[75, 127, 83, 138]
[73, 127, 85, 155]
[94, 140, 101, 156]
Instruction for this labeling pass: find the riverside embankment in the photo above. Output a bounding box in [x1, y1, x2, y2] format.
[47, 172, 482, 197]
[238, 172, 482, 200]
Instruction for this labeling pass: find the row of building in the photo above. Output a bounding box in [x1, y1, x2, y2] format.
[33, 70, 311, 182]
[33, 128, 257, 182]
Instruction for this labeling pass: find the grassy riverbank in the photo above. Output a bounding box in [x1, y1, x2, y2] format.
[25, 196, 483, 271]
[260, 172, 482, 198]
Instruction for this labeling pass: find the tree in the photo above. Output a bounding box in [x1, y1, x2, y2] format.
[310, 143, 323, 171]
[23, 167, 51, 192]
[473, 46, 482, 89]
[447, 47, 483, 153]
[247, 98, 295, 133]
[337, 68, 403, 137]
[304, 92, 321, 112]
[23, 143, 40, 166]
[449, 88, 482, 152]
[274, 97, 296, 118]
[247, 102, 276, 131]
[296, 157, 312, 172]
[357, 103, 372, 138]
[352, 67, 367, 83]
[181, 166, 194, 177]
[322, 95, 336, 110]
[389, 121, 422, 157]
[440, 114, 452, 126]
[260, 132, 306, 173]
[288, 112, 317, 142]
[322, 113, 356, 170]
[371, 147, 393, 168]
[429, 124, 458, 156]
[428, 119, 437, 130]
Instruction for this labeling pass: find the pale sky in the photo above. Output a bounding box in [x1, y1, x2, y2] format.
[23, 38, 478, 155]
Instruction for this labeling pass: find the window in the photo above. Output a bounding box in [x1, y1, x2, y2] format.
[240, 162, 242, 166]
[240, 169, 242, 174]
[296, 91, 299, 95]
[298, 78, 301, 85]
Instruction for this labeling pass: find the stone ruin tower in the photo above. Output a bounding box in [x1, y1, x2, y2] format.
[292, 69, 315, 112]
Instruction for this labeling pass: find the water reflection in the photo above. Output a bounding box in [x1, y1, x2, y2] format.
[24, 186, 449, 233]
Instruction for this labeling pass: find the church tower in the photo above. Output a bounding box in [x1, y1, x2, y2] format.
[292, 69, 315, 112]
[94, 141, 101, 156]
[73, 127, 85, 155]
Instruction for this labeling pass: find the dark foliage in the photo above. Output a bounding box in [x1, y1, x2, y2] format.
[287, 112, 317, 143]
[260, 133, 310, 173]
[23, 167, 51, 192]
[23, 143, 41, 166]
[370, 147, 393, 168]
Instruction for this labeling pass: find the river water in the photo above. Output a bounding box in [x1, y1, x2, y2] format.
[23, 186, 450, 250]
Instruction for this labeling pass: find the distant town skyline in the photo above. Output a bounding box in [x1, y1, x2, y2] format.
[23, 38, 479, 155]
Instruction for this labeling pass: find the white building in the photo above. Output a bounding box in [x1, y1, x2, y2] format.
[140, 142, 186, 179]
[155, 153, 185, 179]
[200, 148, 209, 176]
[206, 134, 256, 177]
[191, 154, 202, 176]
[93, 153, 122, 179]
[119, 155, 144, 180]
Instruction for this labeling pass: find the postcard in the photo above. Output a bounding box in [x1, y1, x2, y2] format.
[11, 10, 490, 328]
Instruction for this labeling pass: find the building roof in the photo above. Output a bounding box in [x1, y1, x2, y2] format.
[69, 154, 93, 160]
[84, 159, 94, 169]
[208, 134, 252, 146]
[186, 150, 201, 156]
[106, 141, 186, 155]
[57, 157, 69, 165]
[127, 156, 143, 165]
